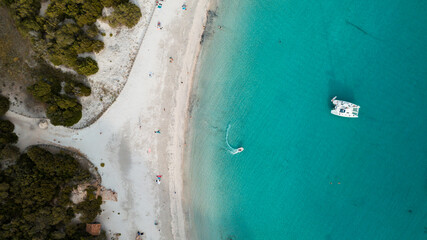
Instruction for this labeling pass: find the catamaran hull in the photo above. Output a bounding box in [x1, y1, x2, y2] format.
[331, 110, 359, 118]
[331, 97, 360, 118]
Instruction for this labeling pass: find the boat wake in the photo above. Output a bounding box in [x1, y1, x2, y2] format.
[226, 124, 244, 154]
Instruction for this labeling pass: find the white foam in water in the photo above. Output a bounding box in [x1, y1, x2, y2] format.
[225, 124, 242, 154]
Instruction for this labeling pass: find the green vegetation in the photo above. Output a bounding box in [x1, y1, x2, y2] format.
[76, 57, 99, 76]
[75, 186, 103, 223]
[46, 95, 82, 127]
[104, 2, 142, 28]
[100, 0, 127, 8]
[3, 0, 142, 76]
[0, 144, 20, 164]
[0, 95, 9, 115]
[0, 119, 17, 144]
[0, 95, 17, 145]
[0, 147, 105, 239]
[50, 98, 81, 126]
[0, 99, 106, 239]
[1, 0, 142, 126]
[64, 81, 92, 97]
[27, 78, 89, 126]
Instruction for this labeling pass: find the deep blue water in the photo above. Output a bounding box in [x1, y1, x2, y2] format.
[187, 0, 427, 239]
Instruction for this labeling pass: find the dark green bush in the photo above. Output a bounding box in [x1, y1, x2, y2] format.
[101, 0, 127, 8]
[73, 37, 104, 54]
[54, 23, 80, 47]
[7, 0, 41, 33]
[27, 80, 54, 102]
[75, 187, 102, 223]
[86, 24, 100, 38]
[64, 81, 92, 97]
[105, 2, 142, 28]
[46, 95, 82, 126]
[0, 119, 15, 133]
[46, 0, 103, 27]
[0, 144, 20, 163]
[76, 57, 99, 76]
[28, 78, 90, 126]
[27, 147, 90, 183]
[0, 95, 10, 116]
[0, 132, 18, 144]
[73, 0, 104, 27]
[48, 51, 78, 69]
[0, 120, 18, 144]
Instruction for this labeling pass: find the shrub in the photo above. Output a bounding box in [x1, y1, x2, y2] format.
[0, 95, 10, 115]
[0, 120, 15, 133]
[86, 24, 100, 39]
[76, 57, 99, 76]
[46, 95, 82, 126]
[54, 23, 80, 48]
[0, 144, 20, 163]
[73, 37, 104, 54]
[46, 0, 103, 27]
[105, 3, 142, 28]
[0, 132, 18, 144]
[75, 187, 102, 223]
[27, 80, 53, 102]
[73, 0, 104, 27]
[101, 0, 127, 8]
[47, 48, 78, 68]
[27, 147, 90, 183]
[28, 79, 87, 127]
[0, 120, 17, 145]
[64, 81, 92, 97]
[8, 0, 41, 22]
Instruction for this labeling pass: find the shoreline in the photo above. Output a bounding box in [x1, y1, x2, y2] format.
[180, 0, 220, 238]
[8, 0, 212, 239]
[164, 0, 213, 238]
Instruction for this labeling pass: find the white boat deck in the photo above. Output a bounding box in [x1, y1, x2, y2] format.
[331, 97, 360, 118]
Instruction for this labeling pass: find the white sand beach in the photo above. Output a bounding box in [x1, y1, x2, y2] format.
[7, 0, 211, 238]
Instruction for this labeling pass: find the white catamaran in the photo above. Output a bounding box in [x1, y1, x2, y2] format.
[331, 96, 360, 118]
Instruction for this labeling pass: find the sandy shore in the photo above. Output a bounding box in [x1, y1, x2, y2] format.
[7, 0, 211, 239]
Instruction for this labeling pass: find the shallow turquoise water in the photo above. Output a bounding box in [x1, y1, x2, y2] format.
[188, 0, 427, 239]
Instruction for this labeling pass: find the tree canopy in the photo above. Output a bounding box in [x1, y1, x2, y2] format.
[46, 95, 82, 126]
[0, 97, 17, 144]
[2, 0, 143, 126]
[0, 146, 105, 239]
[28, 79, 88, 126]
[0, 105, 105, 238]
[0, 119, 17, 144]
[0, 96, 10, 116]
[3, 0, 143, 76]
[105, 3, 142, 28]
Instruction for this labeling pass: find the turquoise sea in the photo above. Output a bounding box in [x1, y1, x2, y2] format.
[187, 0, 427, 239]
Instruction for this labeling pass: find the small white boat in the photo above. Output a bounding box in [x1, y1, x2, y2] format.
[237, 147, 244, 153]
[331, 96, 360, 118]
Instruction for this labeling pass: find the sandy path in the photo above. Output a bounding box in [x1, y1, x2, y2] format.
[7, 0, 210, 239]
